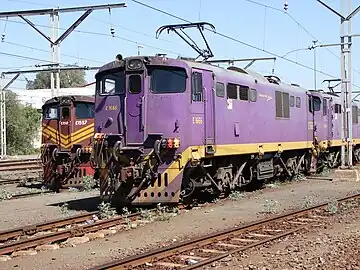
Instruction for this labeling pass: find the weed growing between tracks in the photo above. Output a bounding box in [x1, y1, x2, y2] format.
[98, 202, 117, 220]
[59, 203, 70, 216]
[263, 199, 279, 214]
[327, 200, 339, 214]
[0, 188, 12, 201]
[82, 176, 97, 191]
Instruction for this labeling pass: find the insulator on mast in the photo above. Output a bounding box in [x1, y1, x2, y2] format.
[284, 1, 288, 11]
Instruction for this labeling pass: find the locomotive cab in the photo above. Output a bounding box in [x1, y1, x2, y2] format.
[92, 55, 192, 205]
[41, 95, 95, 191]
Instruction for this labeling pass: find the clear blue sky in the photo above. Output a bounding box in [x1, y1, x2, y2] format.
[1, 0, 359, 92]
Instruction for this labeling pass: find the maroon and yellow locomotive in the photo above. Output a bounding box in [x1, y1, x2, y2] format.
[40, 95, 95, 191]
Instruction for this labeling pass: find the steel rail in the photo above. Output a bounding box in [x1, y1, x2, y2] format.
[0, 212, 141, 255]
[0, 174, 42, 185]
[0, 158, 40, 164]
[7, 190, 54, 200]
[89, 193, 360, 270]
[0, 160, 42, 172]
[0, 211, 99, 243]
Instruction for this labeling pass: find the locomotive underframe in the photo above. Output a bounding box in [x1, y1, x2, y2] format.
[93, 133, 360, 206]
[92, 133, 181, 205]
[41, 143, 93, 191]
[182, 143, 360, 201]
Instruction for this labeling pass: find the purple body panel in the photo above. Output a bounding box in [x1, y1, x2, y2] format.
[212, 72, 309, 146]
[95, 95, 123, 135]
[94, 55, 360, 205]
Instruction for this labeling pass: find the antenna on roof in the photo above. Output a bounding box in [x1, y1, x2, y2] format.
[155, 22, 215, 61]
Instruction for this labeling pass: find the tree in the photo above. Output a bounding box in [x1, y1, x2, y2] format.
[26, 69, 86, 89]
[5, 91, 41, 155]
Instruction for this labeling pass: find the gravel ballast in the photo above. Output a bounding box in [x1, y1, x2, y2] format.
[1, 177, 360, 270]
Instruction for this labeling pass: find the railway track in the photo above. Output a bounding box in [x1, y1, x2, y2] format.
[89, 193, 360, 270]
[0, 158, 41, 173]
[6, 190, 54, 200]
[0, 175, 42, 186]
[0, 209, 141, 256]
[0, 158, 42, 186]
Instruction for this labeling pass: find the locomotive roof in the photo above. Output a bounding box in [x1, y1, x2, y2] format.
[96, 56, 359, 106]
[97, 56, 306, 93]
[182, 59, 308, 94]
[43, 95, 94, 107]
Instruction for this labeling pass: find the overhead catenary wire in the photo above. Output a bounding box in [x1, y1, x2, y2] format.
[2, 41, 104, 64]
[130, 0, 360, 89]
[0, 17, 185, 61]
[2, 0, 355, 87]
[0, 51, 66, 64]
[8, 0, 183, 47]
[242, 0, 360, 80]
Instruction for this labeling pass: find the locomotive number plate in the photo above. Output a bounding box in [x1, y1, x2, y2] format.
[192, 116, 203, 125]
[75, 120, 88, 125]
[106, 105, 118, 111]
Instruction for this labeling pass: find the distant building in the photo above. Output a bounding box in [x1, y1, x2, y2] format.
[8, 85, 95, 148]
[9, 85, 95, 110]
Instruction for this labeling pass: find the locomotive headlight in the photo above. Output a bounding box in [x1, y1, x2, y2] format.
[60, 96, 71, 105]
[127, 59, 143, 70]
[173, 138, 180, 148]
[94, 133, 105, 141]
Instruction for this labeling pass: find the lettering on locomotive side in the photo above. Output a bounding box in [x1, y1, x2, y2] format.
[192, 116, 203, 125]
[258, 93, 273, 101]
[106, 105, 118, 111]
[75, 120, 88, 125]
[60, 121, 69, 125]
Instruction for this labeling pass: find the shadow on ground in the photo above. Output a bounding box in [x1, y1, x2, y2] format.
[48, 195, 101, 212]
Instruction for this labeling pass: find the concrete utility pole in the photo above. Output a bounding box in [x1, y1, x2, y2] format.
[317, 0, 360, 168]
[0, 2, 126, 158]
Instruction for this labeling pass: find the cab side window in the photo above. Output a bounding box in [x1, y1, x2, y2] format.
[61, 107, 70, 120]
[191, 72, 203, 102]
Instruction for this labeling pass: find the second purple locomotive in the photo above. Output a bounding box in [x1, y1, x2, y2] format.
[91, 52, 360, 206]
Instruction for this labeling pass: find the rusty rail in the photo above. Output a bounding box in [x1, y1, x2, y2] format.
[0, 159, 41, 173]
[0, 211, 141, 255]
[89, 193, 360, 270]
[0, 211, 98, 243]
[6, 190, 54, 200]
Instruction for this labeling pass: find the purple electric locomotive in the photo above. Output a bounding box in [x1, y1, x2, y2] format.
[91, 53, 360, 206]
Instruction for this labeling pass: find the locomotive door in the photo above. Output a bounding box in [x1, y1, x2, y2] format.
[324, 97, 334, 141]
[309, 94, 325, 143]
[190, 68, 215, 153]
[126, 74, 144, 145]
[59, 106, 72, 151]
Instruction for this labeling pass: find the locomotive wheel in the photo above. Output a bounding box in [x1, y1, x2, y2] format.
[180, 177, 196, 199]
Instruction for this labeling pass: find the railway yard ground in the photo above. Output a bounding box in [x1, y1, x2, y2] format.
[0, 166, 359, 270]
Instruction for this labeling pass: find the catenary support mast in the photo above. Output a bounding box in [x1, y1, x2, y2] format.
[317, 0, 360, 167]
[0, 3, 126, 157]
